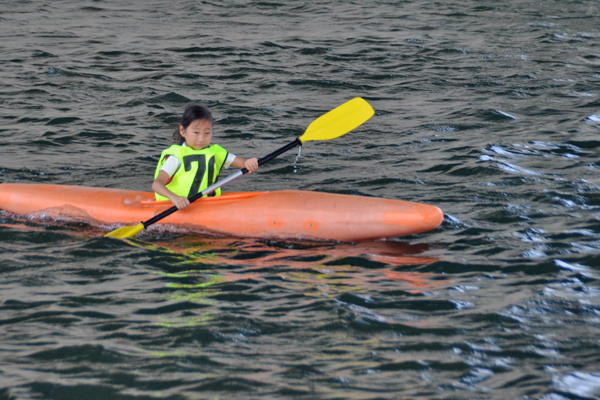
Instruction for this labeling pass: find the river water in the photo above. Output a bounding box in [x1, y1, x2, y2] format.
[1, 1, 600, 399]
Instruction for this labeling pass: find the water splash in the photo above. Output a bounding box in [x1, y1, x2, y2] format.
[293, 145, 302, 173]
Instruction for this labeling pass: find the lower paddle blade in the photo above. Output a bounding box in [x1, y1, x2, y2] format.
[104, 223, 145, 239]
[300, 97, 374, 143]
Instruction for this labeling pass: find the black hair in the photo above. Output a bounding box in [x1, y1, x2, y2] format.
[172, 104, 214, 145]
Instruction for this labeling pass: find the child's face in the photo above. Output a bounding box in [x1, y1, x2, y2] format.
[180, 118, 212, 150]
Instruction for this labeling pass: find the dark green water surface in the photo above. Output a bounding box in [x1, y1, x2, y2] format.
[1, 1, 600, 399]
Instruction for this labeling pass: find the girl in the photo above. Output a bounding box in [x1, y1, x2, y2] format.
[152, 105, 259, 210]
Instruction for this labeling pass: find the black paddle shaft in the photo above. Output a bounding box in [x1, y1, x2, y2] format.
[241, 137, 302, 173]
[142, 138, 303, 228]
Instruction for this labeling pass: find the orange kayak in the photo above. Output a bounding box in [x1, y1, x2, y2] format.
[0, 183, 443, 242]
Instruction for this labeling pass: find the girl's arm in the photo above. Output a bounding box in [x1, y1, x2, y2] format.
[231, 156, 259, 174]
[152, 170, 190, 210]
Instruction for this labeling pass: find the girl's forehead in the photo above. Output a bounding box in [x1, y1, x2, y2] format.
[188, 118, 212, 130]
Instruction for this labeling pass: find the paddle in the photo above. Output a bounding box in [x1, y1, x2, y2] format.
[105, 97, 374, 239]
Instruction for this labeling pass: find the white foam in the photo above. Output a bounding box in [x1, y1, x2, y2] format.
[490, 145, 517, 157]
[498, 161, 542, 176]
[552, 371, 600, 398]
[494, 110, 517, 120]
[587, 115, 600, 123]
[554, 259, 592, 277]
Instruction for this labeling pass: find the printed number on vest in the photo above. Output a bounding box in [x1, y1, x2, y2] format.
[183, 154, 217, 197]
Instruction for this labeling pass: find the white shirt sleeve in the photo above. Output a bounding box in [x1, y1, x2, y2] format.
[160, 155, 181, 177]
[224, 153, 236, 169]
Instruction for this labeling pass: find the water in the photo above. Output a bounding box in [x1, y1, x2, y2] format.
[1, 1, 600, 398]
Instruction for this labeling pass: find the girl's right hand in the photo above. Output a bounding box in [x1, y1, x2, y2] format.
[171, 195, 190, 210]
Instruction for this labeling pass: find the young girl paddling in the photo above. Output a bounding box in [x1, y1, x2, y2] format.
[152, 105, 258, 210]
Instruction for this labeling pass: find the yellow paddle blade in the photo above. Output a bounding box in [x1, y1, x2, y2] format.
[300, 97, 374, 143]
[104, 223, 145, 239]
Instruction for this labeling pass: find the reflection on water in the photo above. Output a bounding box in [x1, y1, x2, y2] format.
[125, 235, 449, 331]
[133, 235, 446, 291]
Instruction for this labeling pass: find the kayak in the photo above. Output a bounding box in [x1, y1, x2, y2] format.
[0, 183, 443, 242]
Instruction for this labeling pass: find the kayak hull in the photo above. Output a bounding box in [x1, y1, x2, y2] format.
[0, 183, 443, 242]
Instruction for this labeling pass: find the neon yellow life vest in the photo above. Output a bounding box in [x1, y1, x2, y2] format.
[154, 144, 228, 201]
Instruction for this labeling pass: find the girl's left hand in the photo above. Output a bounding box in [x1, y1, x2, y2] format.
[245, 158, 259, 174]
